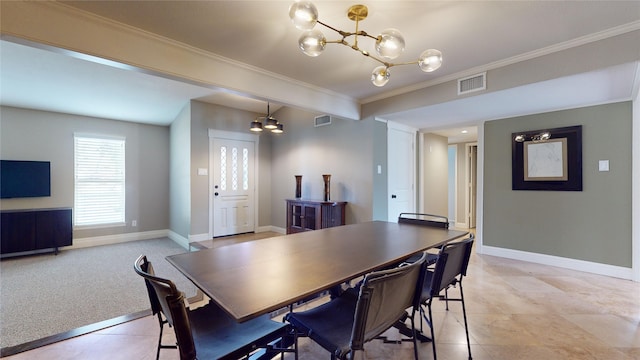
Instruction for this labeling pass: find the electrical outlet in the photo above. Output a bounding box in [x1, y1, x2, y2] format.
[132, 220, 137, 227]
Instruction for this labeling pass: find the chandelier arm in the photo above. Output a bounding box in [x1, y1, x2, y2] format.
[317, 20, 378, 41]
[317, 20, 346, 37]
[363, 53, 391, 67]
[386, 60, 419, 68]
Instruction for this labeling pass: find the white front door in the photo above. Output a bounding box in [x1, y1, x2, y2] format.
[210, 135, 256, 237]
[387, 122, 416, 222]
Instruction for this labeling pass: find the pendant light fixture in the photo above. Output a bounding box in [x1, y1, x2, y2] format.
[289, 1, 443, 87]
[250, 102, 284, 133]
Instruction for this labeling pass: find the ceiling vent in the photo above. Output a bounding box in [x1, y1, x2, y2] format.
[458, 72, 486, 95]
[314, 114, 332, 127]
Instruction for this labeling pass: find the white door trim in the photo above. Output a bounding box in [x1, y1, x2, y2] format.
[208, 129, 259, 238]
[465, 142, 478, 229]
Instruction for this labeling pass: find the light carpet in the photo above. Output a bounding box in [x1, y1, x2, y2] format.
[0, 238, 196, 349]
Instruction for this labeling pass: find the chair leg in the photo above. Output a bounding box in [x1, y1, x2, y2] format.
[156, 319, 179, 358]
[459, 284, 472, 360]
[156, 323, 162, 360]
[156, 316, 169, 360]
[428, 302, 437, 360]
[410, 309, 419, 360]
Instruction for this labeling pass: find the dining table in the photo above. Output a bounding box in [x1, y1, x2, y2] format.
[166, 220, 469, 323]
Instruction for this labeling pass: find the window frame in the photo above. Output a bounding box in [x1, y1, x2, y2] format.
[73, 134, 126, 228]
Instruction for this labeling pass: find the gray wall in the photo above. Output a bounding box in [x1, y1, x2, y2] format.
[270, 107, 376, 228]
[187, 101, 273, 235]
[371, 119, 388, 221]
[483, 101, 632, 267]
[169, 104, 191, 238]
[421, 133, 449, 216]
[0, 106, 170, 239]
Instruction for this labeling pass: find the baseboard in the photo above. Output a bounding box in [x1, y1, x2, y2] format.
[262, 225, 286, 234]
[167, 231, 191, 250]
[481, 245, 633, 280]
[171, 227, 286, 250]
[455, 221, 467, 229]
[69, 230, 170, 249]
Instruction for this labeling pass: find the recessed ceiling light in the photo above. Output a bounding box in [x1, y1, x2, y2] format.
[461, 130, 468, 134]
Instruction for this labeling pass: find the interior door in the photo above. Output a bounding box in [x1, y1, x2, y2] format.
[387, 122, 416, 222]
[211, 137, 255, 237]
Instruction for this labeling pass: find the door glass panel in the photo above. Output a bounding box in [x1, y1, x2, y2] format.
[232, 147, 238, 190]
[243, 148, 249, 190]
[292, 205, 302, 227]
[220, 146, 227, 190]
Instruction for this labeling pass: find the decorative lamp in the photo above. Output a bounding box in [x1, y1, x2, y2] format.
[289, 1, 443, 86]
[249, 102, 284, 134]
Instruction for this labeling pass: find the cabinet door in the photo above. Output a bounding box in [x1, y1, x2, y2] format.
[321, 204, 344, 228]
[1, 212, 37, 254]
[289, 203, 306, 233]
[36, 209, 72, 249]
[302, 204, 319, 231]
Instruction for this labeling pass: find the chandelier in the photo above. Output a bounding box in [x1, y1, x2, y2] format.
[288, 1, 443, 87]
[250, 102, 284, 133]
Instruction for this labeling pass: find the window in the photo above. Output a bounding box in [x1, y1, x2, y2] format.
[74, 135, 125, 226]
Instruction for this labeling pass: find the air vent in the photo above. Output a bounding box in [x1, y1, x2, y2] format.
[458, 72, 486, 95]
[314, 115, 331, 127]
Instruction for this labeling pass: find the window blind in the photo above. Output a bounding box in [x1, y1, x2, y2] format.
[74, 135, 125, 226]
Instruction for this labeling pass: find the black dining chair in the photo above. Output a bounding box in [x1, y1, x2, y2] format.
[134, 255, 295, 360]
[284, 252, 428, 360]
[398, 212, 450, 265]
[420, 237, 474, 360]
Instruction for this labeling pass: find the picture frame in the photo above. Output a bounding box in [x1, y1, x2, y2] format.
[512, 125, 582, 191]
[523, 138, 568, 181]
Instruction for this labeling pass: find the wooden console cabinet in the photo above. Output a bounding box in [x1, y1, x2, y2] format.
[1, 208, 72, 258]
[286, 199, 346, 234]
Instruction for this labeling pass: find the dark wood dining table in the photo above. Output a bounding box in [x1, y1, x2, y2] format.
[166, 220, 468, 323]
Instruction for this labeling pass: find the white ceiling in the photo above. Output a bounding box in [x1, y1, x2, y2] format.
[1, 1, 639, 139]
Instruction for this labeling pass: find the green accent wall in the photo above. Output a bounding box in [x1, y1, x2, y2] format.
[483, 101, 632, 267]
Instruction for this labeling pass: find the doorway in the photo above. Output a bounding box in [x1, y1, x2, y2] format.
[465, 143, 478, 228]
[208, 130, 258, 238]
[387, 122, 417, 222]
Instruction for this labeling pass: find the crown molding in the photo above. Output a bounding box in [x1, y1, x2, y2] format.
[1, 1, 361, 119]
[363, 20, 640, 104]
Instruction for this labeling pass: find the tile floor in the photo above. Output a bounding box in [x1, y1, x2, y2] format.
[4, 232, 640, 359]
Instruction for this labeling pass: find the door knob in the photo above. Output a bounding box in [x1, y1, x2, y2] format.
[214, 192, 219, 196]
[391, 194, 397, 199]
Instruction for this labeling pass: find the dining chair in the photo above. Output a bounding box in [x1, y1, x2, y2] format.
[134, 254, 295, 360]
[420, 237, 474, 360]
[398, 212, 450, 265]
[284, 252, 428, 360]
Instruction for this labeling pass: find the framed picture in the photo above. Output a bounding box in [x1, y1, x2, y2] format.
[512, 125, 582, 191]
[523, 138, 568, 181]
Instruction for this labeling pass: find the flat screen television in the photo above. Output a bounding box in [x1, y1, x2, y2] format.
[0, 160, 51, 199]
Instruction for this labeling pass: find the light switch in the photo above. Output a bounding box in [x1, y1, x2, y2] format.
[377, 165, 382, 174]
[197, 168, 208, 176]
[598, 160, 609, 172]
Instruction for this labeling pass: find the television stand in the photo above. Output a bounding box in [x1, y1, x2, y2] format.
[0, 208, 73, 258]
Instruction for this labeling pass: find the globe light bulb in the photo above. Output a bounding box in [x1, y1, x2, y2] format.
[298, 29, 326, 57]
[371, 66, 390, 87]
[375, 28, 405, 60]
[418, 49, 443, 72]
[289, 1, 318, 30]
